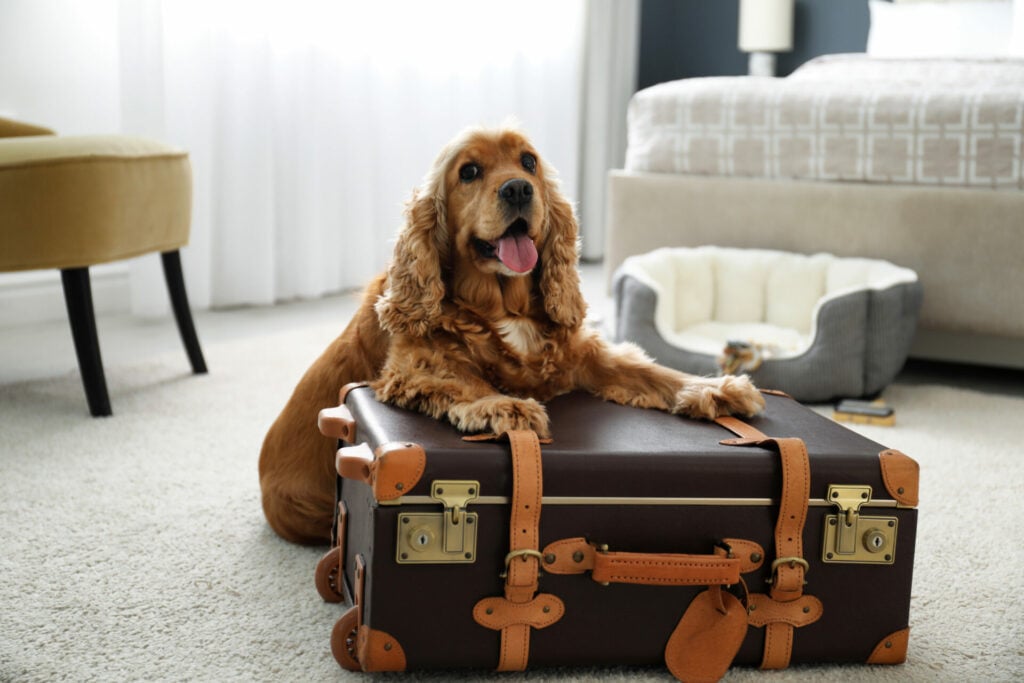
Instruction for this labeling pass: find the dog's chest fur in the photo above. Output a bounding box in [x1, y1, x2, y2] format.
[494, 317, 544, 356]
[481, 316, 580, 401]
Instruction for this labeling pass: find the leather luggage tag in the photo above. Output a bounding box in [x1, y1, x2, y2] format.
[665, 587, 747, 683]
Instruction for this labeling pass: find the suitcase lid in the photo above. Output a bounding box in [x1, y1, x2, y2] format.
[342, 387, 902, 507]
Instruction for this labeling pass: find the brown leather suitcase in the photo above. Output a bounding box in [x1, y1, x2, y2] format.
[314, 383, 918, 680]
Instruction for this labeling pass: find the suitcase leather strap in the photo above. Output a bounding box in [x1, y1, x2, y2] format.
[473, 430, 564, 672]
[715, 416, 816, 672]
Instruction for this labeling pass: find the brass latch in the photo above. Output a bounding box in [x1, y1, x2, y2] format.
[396, 480, 479, 564]
[822, 484, 898, 565]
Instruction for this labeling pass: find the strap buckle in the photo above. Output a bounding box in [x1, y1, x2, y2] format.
[766, 556, 809, 585]
[499, 549, 545, 578]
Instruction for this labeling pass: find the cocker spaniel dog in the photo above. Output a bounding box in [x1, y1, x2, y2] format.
[259, 126, 765, 544]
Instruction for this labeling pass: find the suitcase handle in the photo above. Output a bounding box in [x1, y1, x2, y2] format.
[318, 382, 371, 442]
[540, 537, 758, 587]
[318, 404, 357, 442]
[336, 443, 374, 483]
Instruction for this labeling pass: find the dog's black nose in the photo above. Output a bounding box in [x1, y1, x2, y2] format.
[499, 178, 533, 208]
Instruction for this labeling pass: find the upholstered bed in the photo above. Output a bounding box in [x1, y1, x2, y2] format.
[606, 53, 1024, 368]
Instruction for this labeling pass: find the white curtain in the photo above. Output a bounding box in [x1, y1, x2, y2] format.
[579, 0, 641, 262]
[116, 0, 635, 314]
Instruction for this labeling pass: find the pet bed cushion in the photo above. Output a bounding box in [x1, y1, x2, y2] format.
[613, 246, 922, 402]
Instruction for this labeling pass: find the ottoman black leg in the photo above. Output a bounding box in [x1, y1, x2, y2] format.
[60, 267, 112, 417]
[161, 250, 208, 374]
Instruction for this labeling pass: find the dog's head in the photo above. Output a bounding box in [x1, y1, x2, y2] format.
[375, 127, 585, 336]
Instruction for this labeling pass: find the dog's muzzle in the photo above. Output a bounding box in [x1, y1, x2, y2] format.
[474, 218, 538, 274]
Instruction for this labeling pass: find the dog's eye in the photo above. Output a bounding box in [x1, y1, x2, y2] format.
[459, 163, 481, 182]
[521, 153, 537, 174]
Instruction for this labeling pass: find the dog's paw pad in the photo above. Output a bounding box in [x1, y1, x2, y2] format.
[450, 396, 551, 438]
[674, 376, 765, 420]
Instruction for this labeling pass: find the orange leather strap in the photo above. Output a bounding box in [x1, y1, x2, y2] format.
[473, 430, 561, 672]
[767, 437, 810, 602]
[715, 417, 813, 671]
[504, 431, 544, 604]
[715, 415, 768, 441]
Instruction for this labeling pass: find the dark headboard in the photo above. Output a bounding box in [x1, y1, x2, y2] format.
[638, 0, 873, 89]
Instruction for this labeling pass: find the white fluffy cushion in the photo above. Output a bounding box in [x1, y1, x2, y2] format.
[618, 246, 919, 360]
[1012, 0, 1024, 55]
[867, 0, 1014, 58]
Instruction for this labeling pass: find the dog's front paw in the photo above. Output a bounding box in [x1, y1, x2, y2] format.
[674, 375, 765, 420]
[449, 395, 551, 439]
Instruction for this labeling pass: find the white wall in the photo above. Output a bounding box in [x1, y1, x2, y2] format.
[0, 1, 631, 327]
[0, 0, 129, 328]
[0, 0, 121, 132]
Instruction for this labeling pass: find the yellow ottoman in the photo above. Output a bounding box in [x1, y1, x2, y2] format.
[0, 117, 206, 416]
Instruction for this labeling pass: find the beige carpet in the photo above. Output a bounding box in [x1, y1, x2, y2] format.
[1, 316, 1022, 682]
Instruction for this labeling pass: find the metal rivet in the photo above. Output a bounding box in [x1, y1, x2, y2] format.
[486, 608, 493, 615]
[884, 641, 893, 649]
[750, 552, 762, 563]
[465, 553, 472, 560]
[400, 553, 408, 560]
[803, 606, 810, 613]
[384, 643, 392, 651]
[572, 551, 585, 563]
[402, 517, 409, 524]
[885, 554, 892, 562]
[748, 604, 757, 612]
[395, 482, 404, 491]
[544, 554, 556, 564]
[861, 492, 868, 499]
[897, 487, 905, 494]
[826, 552, 834, 560]
[542, 605, 551, 613]
[436, 487, 443, 495]
[831, 491, 839, 498]
[468, 488, 476, 495]
[829, 518, 837, 526]
[467, 517, 474, 525]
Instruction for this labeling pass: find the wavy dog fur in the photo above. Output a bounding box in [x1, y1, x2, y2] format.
[259, 126, 765, 544]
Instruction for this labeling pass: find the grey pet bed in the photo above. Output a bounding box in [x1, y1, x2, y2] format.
[613, 246, 923, 403]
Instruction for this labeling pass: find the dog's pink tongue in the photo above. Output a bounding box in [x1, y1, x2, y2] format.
[496, 233, 538, 273]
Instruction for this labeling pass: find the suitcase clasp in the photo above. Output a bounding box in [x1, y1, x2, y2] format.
[395, 480, 480, 565]
[822, 484, 898, 565]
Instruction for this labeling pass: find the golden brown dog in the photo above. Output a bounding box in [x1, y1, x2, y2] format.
[259, 126, 765, 544]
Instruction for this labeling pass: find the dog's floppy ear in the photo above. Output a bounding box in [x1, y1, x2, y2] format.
[539, 173, 587, 329]
[374, 186, 448, 337]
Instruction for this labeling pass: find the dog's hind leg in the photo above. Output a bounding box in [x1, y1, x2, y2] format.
[258, 276, 389, 545]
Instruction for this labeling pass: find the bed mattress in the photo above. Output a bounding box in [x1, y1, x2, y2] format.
[625, 54, 1024, 190]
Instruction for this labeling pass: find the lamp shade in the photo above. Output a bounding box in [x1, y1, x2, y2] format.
[738, 0, 795, 53]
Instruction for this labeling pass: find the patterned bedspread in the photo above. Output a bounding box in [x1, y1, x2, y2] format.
[625, 54, 1024, 190]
